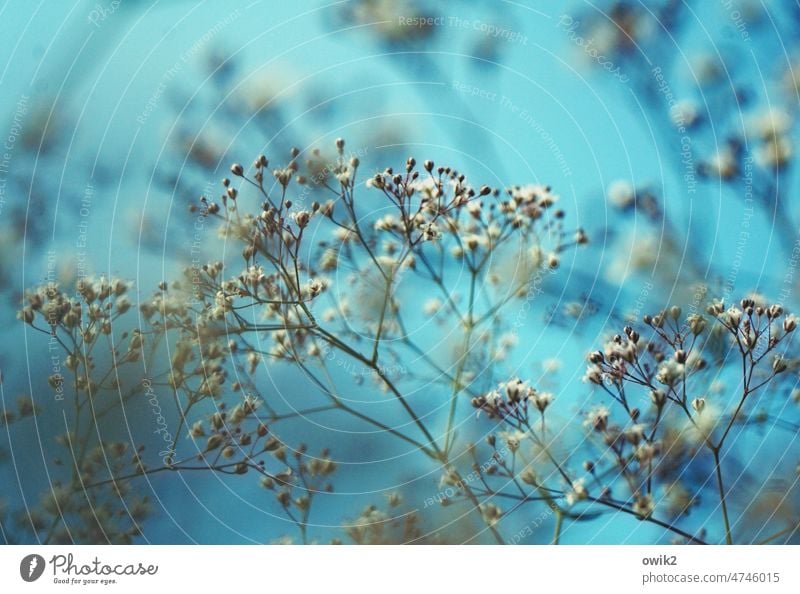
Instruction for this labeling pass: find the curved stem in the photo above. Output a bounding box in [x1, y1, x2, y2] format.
[588, 496, 707, 545]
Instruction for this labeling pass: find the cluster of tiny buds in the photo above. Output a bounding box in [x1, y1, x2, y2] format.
[642, 305, 684, 329]
[706, 299, 793, 325]
[368, 159, 492, 200]
[18, 277, 132, 332]
[471, 378, 553, 420]
[583, 307, 714, 388]
[585, 297, 797, 418]
[227, 149, 299, 196]
[587, 324, 640, 368]
[705, 299, 796, 356]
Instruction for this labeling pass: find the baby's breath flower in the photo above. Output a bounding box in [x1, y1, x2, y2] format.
[606, 179, 635, 209]
[772, 355, 788, 374]
[633, 494, 654, 518]
[500, 429, 527, 452]
[703, 146, 738, 179]
[725, 306, 742, 327]
[189, 421, 205, 438]
[756, 135, 792, 169]
[480, 503, 502, 525]
[656, 359, 684, 386]
[292, 210, 311, 228]
[687, 313, 706, 335]
[670, 99, 699, 128]
[565, 479, 588, 506]
[530, 391, 554, 413]
[541, 357, 562, 374]
[748, 107, 792, 141]
[585, 406, 609, 432]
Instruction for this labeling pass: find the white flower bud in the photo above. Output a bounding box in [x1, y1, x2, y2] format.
[726, 306, 742, 327]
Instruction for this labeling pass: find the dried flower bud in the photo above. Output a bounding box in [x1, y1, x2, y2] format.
[206, 434, 224, 451]
[769, 304, 784, 318]
[532, 392, 554, 413]
[687, 314, 707, 335]
[292, 210, 311, 228]
[650, 389, 667, 406]
[590, 408, 609, 432]
[505, 378, 524, 402]
[726, 306, 742, 327]
[691, 398, 706, 412]
[230, 163, 244, 176]
[633, 494, 654, 518]
[19, 307, 35, 324]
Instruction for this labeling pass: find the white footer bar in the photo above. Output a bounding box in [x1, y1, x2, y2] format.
[0, 545, 796, 592]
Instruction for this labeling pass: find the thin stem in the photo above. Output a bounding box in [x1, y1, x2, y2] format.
[756, 522, 800, 545]
[552, 510, 563, 545]
[371, 266, 396, 364]
[443, 269, 478, 455]
[713, 448, 733, 545]
[587, 496, 707, 545]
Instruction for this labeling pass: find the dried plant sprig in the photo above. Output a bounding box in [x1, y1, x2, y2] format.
[12, 139, 588, 544]
[581, 299, 798, 544]
[187, 139, 586, 541]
